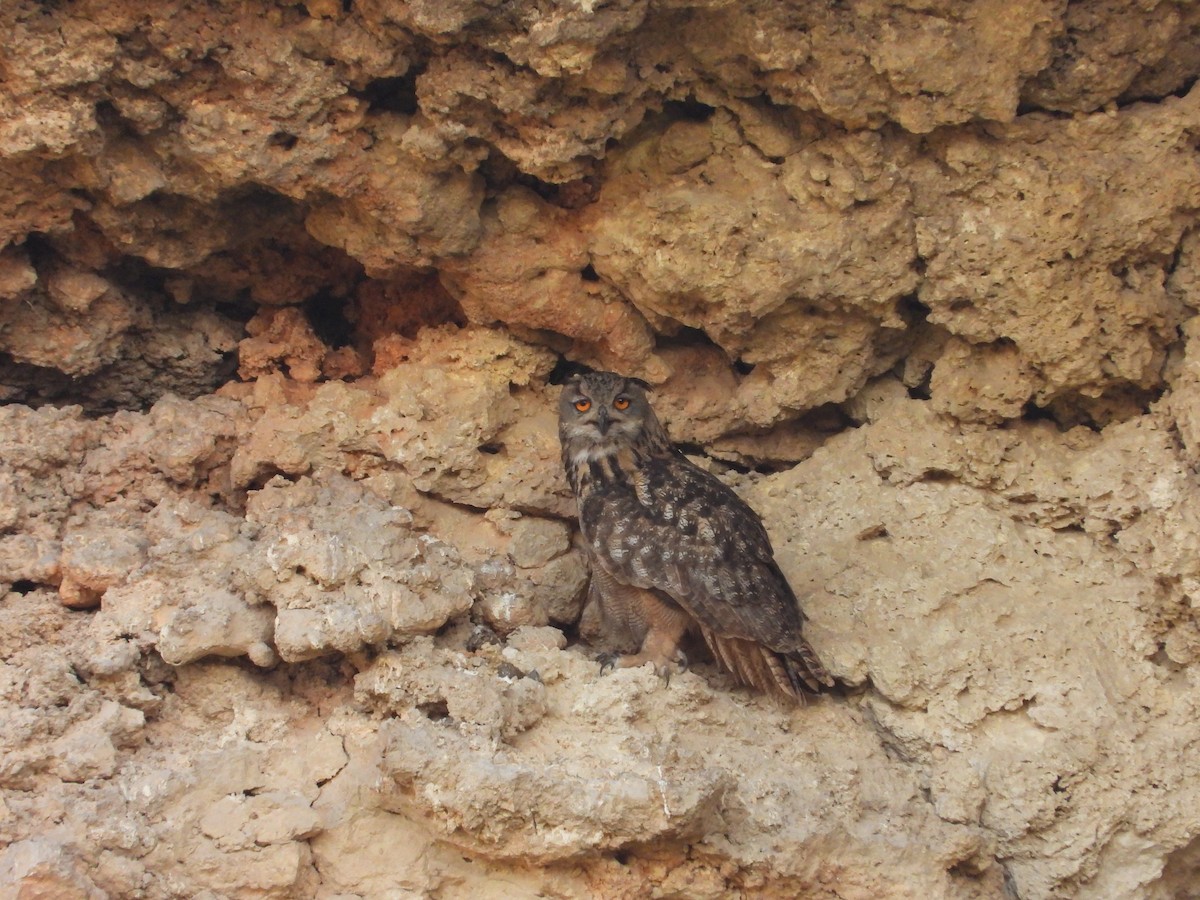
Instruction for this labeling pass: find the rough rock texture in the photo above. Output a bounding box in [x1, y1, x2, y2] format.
[3, 1, 1200, 897]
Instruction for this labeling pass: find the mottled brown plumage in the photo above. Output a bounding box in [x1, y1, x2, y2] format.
[558, 370, 834, 701]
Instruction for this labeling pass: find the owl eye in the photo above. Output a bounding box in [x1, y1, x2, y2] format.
[574, 398, 592, 412]
[613, 397, 631, 411]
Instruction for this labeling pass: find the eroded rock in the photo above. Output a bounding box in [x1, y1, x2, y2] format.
[3, 1, 1200, 897]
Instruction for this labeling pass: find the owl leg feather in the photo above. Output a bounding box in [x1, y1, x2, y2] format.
[596, 590, 690, 682]
[589, 566, 691, 681]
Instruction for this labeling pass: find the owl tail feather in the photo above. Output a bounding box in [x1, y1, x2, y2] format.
[783, 642, 836, 696]
[700, 629, 834, 702]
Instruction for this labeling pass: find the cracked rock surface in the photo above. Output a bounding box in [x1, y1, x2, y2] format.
[3, 1, 1200, 897]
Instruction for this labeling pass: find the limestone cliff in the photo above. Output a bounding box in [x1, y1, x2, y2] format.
[2, 1, 1200, 897]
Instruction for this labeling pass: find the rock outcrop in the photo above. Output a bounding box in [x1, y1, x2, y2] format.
[3, 1, 1200, 896]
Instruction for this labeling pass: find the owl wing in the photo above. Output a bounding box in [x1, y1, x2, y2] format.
[580, 451, 812, 655]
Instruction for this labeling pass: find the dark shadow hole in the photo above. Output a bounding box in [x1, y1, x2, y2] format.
[93, 99, 127, 130]
[948, 859, 984, 879]
[1119, 74, 1199, 108]
[21, 231, 57, 269]
[666, 324, 719, 349]
[478, 442, 503, 455]
[548, 355, 592, 385]
[268, 131, 298, 151]
[898, 292, 930, 324]
[354, 70, 422, 115]
[303, 289, 355, 349]
[805, 402, 856, 434]
[215, 291, 258, 325]
[509, 172, 601, 209]
[580, 263, 600, 282]
[663, 98, 717, 121]
[244, 466, 296, 493]
[1169, 75, 1199, 100]
[920, 469, 957, 483]
[907, 372, 933, 401]
[107, 254, 172, 300]
[417, 699, 450, 721]
[733, 358, 755, 375]
[10, 580, 38, 595]
[214, 348, 240, 385]
[1020, 401, 1059, 424]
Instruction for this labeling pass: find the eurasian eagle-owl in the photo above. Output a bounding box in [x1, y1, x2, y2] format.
[558, 370, 833, 701]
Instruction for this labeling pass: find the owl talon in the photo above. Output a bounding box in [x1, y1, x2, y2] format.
[597, 652, 619, 675]
[657, 650, 688, 686]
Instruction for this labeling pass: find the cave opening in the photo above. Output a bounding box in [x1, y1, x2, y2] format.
[662, 97, 718, 122]
[354, 69, 424, 116]
[303, 289, 356, 349]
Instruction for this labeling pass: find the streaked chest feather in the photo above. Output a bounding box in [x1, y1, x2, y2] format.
[574, 452, 728, 551]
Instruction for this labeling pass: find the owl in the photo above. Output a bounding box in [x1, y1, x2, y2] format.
[558, 370, 833, 701]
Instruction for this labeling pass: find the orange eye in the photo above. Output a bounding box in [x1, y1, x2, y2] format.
[574, 398, 591, 412]
[613, 397, 630, 411]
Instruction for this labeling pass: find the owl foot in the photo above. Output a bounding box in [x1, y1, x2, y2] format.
[598, 649, 688, 684]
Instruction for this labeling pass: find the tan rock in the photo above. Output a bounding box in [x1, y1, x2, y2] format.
[0, 837, 105, 900]
[0, 246, 37, 299]
[441, 187, 662, 378]
[911, 95, 1200, 411]
[1166, 314, 1200, 467]
[57, 524, 147, 609]
[3, 2, 1200, 898]
[589, 113, 917, 426]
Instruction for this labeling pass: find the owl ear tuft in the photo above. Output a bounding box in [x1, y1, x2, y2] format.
[625, 376, 652, 392]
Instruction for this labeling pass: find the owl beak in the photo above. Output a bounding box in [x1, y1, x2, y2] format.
[596, 409, 611, 435]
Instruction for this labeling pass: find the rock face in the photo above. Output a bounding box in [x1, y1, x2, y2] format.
[2, 1, 1200, 897]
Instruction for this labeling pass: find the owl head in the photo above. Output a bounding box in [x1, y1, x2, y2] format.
[558, 370, 657, 461]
